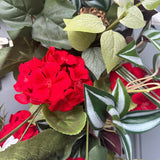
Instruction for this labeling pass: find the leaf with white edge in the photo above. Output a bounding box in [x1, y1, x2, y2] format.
[152, 12, 160, 26]
[142, 0, 160, 10]
[0, 0, 45, 28]
[118, 129, 132, 160]
[32, 0, 76, 49]
[84, 84, 116, 130]
[82, 47, 106, 79]
[143, 29, 160, 51]
[100, 30, 127, 73]
[42, 105, 86, 135]
[89, 145, 108, 160]
[117, 40, 144, 67]
[67, 31, 96, 51]
[153, 53, 160, 81]
[112, 78, 130, 118]
[71, 0, 82, 10]
[121, 109, 160, 133]
[84, 0, 111, 12]
[64, 14, 106, 33]
[118, 6, 146, 29]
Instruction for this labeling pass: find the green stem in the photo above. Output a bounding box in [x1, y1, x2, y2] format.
[85, 119, 89, 160]
[19, 105, 42, 141]
[106, 12, 126, 31]
[0, 104, 43, 144]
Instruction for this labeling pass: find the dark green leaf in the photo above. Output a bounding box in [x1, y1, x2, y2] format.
[71, 0, 82, 10]
[0, 0, 45, 28]
[42, 105, 86, 135]
[36, 120, 51, 132]
[82, 47, 106, 79]
[89, 144, 108, 160]
[84, 0, 111, 12]
[117, 41, 144, 67]
[84, 84, 116, 130]
[0, 129, 78, 160]
[32, 0, 76, 49]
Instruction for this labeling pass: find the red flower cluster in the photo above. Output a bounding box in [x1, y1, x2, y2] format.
[66, 157, 85, 160]
[109, 63, 159, 111]
[0, 110, 38, 147]
[14, 47, 93, 112]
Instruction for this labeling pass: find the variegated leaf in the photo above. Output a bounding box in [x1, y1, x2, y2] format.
[153, 53, 160, 80]
[112, 79, 130, 118]
[121, 109, 160, 133]
[143, 29, 160, 51]
[117, 41, 144, 67]
[84, 84, 116, 130]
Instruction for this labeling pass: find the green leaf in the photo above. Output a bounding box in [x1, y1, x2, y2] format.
[0, 27, 48, 78]
[0, 0, 45, 28]
[0, 129, 78, 160]
[118, 129, 132, 160]
[64, 14, 106, 33]
[100, 30, 127, 73]
[32, 0, 76, 49]
[121, 109, 160, 133]
[118, 6, 146, 29]
[142, 0, 160, 10]
[82, 47, 106, 79]
[112, 78, 130, 118]
[153, 53, 160, 80]
[67, 31, 96, 51]
[117, 40, 144, 67]
[114, 0, 134, 8]
[36, 120, 51, 132]
[89, 145, 108, 160]
[71, 0, 82, 10]
[143, 29, 160, 51]
[84, 0, 111, 12]
[42, 105, 86, 135]
[84, 84, 116, 130]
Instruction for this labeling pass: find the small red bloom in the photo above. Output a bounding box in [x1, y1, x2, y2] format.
[0, 110, 38, 147]
[14, 47, 93, 112]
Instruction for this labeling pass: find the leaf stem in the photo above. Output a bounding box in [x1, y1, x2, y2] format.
[19, 105, 42, 141]
[85, 119, 89, 160]
[106, 12, 126, 31]
[0, 104, 43, 144]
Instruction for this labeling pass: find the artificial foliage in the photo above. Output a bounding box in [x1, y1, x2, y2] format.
[0, 0, 160, 160]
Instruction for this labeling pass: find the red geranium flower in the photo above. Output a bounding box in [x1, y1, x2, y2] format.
[0, 110, 38, 147]
[14, 47, 93, 112]
[109, 63, 159, 111]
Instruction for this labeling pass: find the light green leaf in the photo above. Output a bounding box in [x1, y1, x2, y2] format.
[84, 0, 111, 12]
[117, 40, 144, 67]
[118, 129, 132, 160]
[118, 6, 146, 29]
[32, 0, 76, 49]
[89, 145, 108, 160]
[0, 0, 45, 28]
[0, 129, 78, 160]
[143, 29, 160, 51]
[114, 0, 134, 8]
[64, 14, 106, 33]
[121, 109, 160, 133]
[42, 105, 86, 135]
[84, 84, 116, 130]
[67, 31, 96, 51]
[112, 79, 130, 118]
[100, 30, 127, 73]
[142, 0, 160, 10]
[82, 47, 106, 79]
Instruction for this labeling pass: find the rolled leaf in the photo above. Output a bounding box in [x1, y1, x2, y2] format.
[84, 84, 116, 130]
[121, 109, 160, 133]
[117, 41, 144, 67]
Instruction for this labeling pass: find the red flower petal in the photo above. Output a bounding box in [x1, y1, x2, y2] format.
[15, 94, 30, 104]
